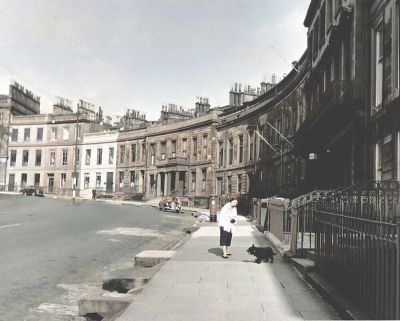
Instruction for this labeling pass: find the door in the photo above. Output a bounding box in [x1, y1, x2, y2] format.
[106, 172, 113, 192]
[48, 174, 54, 193]
[34, 174, 40, 187]
[8, 174, 15, 191]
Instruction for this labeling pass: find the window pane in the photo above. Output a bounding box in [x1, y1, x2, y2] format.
[85, 149, 91, 165]
[10, 150, 16, 166]
[63, 127, 69, 140]
[120, 146, 125, 164]
[131, 145, 136, 162]
[96, 173, 101, 188]
[62, 149, 68, 165]
[22, 150, 29, 166]
[11, 129, 18, 142]
[24, 128, 30, 141]
[50, 151, 56, 166]
[37, 128, 43, 141]
[84, 173, 90, 189]
[109, 147, 114, 164]
[97, 148, 102, 165]
[35, 150, 42, 166]
[375, 26, 383, 107]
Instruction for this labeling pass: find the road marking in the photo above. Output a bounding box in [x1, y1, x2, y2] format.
[0, 223, 21, 229]
[31, 284, 98, 319]
[97, 227, 164, 238]
[34, 303, 78, 316]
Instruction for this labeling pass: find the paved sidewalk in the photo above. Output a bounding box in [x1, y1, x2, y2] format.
[115, 216, 340, 321]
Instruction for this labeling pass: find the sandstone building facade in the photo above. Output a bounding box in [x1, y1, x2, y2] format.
[6, 102, 106, 196]
[0, 82, 41, 190]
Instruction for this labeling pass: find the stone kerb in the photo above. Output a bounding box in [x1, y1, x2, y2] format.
[134, 250, 176, 267]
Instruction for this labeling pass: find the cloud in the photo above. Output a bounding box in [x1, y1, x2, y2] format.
[0, 0, 311, 121]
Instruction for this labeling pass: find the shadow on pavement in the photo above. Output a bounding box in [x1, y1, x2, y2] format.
[208, 247, 222, 256]
[241, 259, 260, 263]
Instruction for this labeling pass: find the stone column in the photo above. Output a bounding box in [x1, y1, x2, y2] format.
[175, 171, 180, 195]
[184, 172, 188, 195]
[290, 206, 298, 256]
[139, 171, 145, 193]
[146, 173, 151, 193]
[156, 173, 162, 197]
[164, 172, 170, 196]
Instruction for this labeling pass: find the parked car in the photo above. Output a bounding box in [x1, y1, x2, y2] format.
[20, 186, 44, 197]
[159, 197, 182, 213]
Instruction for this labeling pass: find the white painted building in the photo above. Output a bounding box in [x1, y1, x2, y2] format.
[79, 131, 118, 199]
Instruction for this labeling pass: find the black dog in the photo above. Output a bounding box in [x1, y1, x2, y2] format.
[247, 244, 276, 263]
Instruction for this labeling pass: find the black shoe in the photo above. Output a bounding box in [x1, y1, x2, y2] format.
[222, 255, 228, 259]
[227, 253, 232, 256]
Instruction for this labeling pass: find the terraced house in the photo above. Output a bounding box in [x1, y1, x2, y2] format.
[368, 0, 400, 182]
[0, 82, 41, 190]
[115, 101, 220, 206]
[6, 99, 106, 195]
[79, 130, 118, 198]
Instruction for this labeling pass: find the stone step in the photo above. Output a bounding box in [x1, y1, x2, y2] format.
[102, 263, 164, 293]
[264, 231, 290, 255]
[78, 289, 134, 321]
[306, 271, 369, 320]
[134, 250, 176, 267]
[290, 257, 315, 275]
[305, 250, 315, 260]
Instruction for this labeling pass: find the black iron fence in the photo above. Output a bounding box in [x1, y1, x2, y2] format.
[290, 190, 331, 254]
[294, 201, 315, 252]
[293, 182, 400, 319]
[314, 203, 399, 320]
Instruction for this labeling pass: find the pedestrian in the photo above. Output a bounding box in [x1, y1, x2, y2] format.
[92, 189, 96, 200]
[171, 196, 177, 211]
[218, 197, 238, 259]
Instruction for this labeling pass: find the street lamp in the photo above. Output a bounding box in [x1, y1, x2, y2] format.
[72, 106, 79, 205]
[0, 113, 6, 190]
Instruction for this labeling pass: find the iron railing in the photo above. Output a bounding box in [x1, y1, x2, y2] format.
[314, 202, 399, 320]
[290, 182, 400, 319]
[291, 190, 332, 254]
[304, 181, 400, 320]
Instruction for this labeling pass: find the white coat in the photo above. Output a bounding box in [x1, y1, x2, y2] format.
[218, 202, 238, 234]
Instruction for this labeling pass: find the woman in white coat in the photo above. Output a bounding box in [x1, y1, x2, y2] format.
[218, 197, 238, 259]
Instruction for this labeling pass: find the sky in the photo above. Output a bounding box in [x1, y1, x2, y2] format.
[0, 0, 311, 121]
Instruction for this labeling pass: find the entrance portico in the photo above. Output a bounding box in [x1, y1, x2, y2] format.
[155, 170, 187, 197]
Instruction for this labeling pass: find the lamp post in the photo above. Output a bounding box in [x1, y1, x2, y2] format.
[0, 112, 5, 190]
[72, 106, 79, 205]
